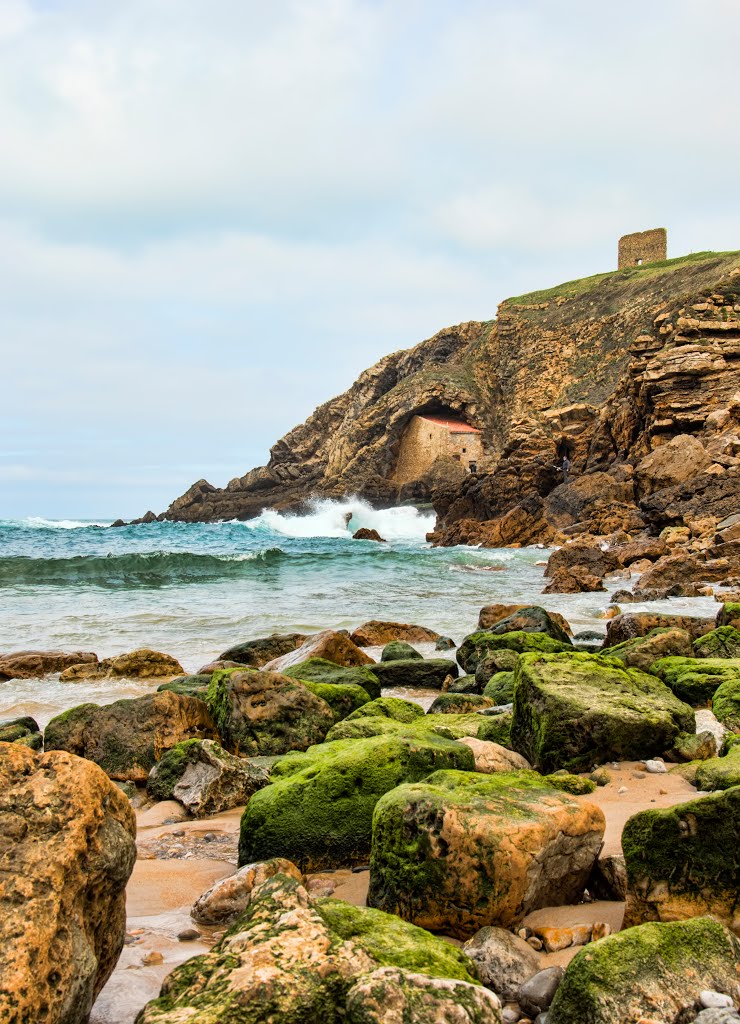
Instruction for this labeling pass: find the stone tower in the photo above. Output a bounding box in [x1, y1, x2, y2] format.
[618, 228, 667, 269]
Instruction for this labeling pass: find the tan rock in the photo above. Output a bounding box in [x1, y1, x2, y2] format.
[532, 924, 593, 952]
[459, 738, 531, 773]
[635, 434, 712, 496]
[266, 629, 374, 671]
[542, 565, 606, 593]
[351, 621, 441, 647]
[60, 648, 184, 682]
[0, 649, 98, 681]
[192, 858, 303, 925]
[0, 745, 136, 1022]
[478, 604, 572, 637]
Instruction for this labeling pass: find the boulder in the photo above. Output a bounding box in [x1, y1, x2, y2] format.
[44, 692, 219, 782]
[713, 677, 740, 731]
[219, 632, 307, 667]
[632, 552, 711, 597]
[368, 769, 605, 938]
[695, 745, 740, 791]
[510, 652, 695, 773]
[518, 966, 564, 1016]
[59, 648, 184, 682]
[205, 668, 335, 756]
[370, 657, 459, 690]
[478, 603, 572, 637]
[0, 649, 98, 681]
[448, 674, 482, 694]
[428, 694, 494, 714]
[475, 649, 519, 687]
[146, 738, 270, 815]
[282, 656, 381, 699]
[548, 917, 740, 1024]
[344, 967, 503, 1023]
[477, 605, 572, 643]
[613, 536, 668, 567]
[543, 566, 606, 593]
[0, 745, 136, 1023]
[381, 640, 423, 662]
[298, 680, 372, 722]
[587, 853, 628, 901]
[157, 673, 212, 698]
[483, 671, 516, 704]
[238, 732, 474, 871]
[666, 730, 718, 762]
[718, 601, 740, 632]
[695, 626, 740, 659]
[0, 714, 43, 749]
[544, 543, 620, 580]
[606, 627, 694, 672]
[191, 857, 303, 925]
[458, 738, 531, 773]
[265, 629, 374, 671]
[623, 787, 740, 931]
[462, 926, 540, 1001]
[325, 711, 512, 749]
[343, 696, 425, 724]
[650, 656, 739, 706]
[435, 636, 456, 650]
[604, 611, 715, 647]
[634, 433, 713, 496]
[352, 527, 386, 542]
[351, 621, 442, 647]
[457, 630, 572, 674]
[138, 873, 486, 1023]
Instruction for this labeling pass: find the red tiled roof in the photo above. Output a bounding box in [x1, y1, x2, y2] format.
[419, 415, 481, 433]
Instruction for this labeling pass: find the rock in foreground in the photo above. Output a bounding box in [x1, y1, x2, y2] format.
[368, 769, 604, 938]
[147, 738, 270, 815]
[0, 744, 136, 1023]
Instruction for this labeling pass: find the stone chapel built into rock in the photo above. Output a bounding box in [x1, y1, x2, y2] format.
[393, 414, 485, 484]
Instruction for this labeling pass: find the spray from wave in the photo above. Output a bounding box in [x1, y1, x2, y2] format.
[13, 517, 112, 530]
[243, 497, 435, 542]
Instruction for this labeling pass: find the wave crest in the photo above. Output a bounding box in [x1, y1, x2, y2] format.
[244, 497, 435, 542]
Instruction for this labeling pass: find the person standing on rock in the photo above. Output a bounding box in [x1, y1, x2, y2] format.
[561, 455, 571, 484]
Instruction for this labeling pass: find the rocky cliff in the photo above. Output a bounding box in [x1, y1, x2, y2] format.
[163, 251, 740, 545]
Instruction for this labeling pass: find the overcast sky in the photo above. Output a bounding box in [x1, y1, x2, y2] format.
[2, 0, 739, 518]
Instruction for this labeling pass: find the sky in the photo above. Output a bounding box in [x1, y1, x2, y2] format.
[2, 0, 740, 519]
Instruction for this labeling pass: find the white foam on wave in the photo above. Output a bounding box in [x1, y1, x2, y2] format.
[243, 497, 435, 542]
[23, 516, 111, 530]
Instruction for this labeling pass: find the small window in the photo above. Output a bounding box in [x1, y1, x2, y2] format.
[429, 433, 432, 439]
[636, 258, 643, 266]
[462, 447, 467, 453]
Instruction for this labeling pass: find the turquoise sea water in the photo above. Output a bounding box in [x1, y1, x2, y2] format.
[0, 497, 717, 727]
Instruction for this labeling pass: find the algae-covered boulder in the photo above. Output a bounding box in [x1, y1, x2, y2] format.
[462, 926, 540, 1000]
[192, 857, 303, 926]
[146, 738, 270, 815]
[548, 917, 740, 1024]
[604, 611, 715, 646]
[458, 738, 531, 774]
[344, 696, 425, 724]
[370, 657, 458, 690]
[219, 631, 307, 666]
[0, 715, 43, 749]
[139, 873, 494, 1024]
[282, 656, 381, 700]
[695, 744, 740, 790]
[544, 771, 596, 795]
[665, 730, 717, 762]
[622, 787, 740, 931]
[368, 769, 605, 939]
[481, 605, 573, 644]
[695, 626, 740, 659]
[44, 692, 219, 782]
[345, 967, 503, 1024]
[265, 629, 374, 672]
[206, 668, 335, 756]
[483, 671, 516, 704]
[448, 674, 482, 694]
[510, 652, 695, 773]
[238, 731, 474, 871]
[606, 627, 693, 672]
[299, 680, 372, 722]
[326, 710, 512, 748]
[650, 656, 740, 706]
[475, 649, 519, 688]
[457, 631, 571, 674]
[381, 641, 422, 662]
[717, 601, 740, 632]
[428, 694, 494, 714]
[157, 673, 212, 699]
[714, 677, 740, 731]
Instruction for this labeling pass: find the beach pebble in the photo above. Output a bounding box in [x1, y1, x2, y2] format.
[618, 786, 628, 794]
[645, 759, 668, 774]
[142, 951, 164, 965]
[632, 770, 646, 779]
[518, 967, 564, 1015]
[526, 936, 543, 951]
[502, 1008, 521, 1023]
[700, 993, 735, 1010]
[177, 928, 200, 941]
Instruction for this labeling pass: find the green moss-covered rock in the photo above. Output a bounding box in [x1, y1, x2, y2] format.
[44, 692, 219, 782]
[713, 676, 740, 731]
[368, 769, 604, 938]
[205, 668, 335, 756]
[510, 652, 695, 773]
[0, 715, 43, 749]
[282, 657, 381, 700]
[315, 900, 479, 983]
[457, 631, 571, 674]
[370, 658, 458, 690]
[147, 738, 270, 815]
[482, 605, 572, 644]
[299, 680, 371, 722]
[157, 674, 212, 698]
[665, 730, 717, 762]
[474, 649, 519, 689]
[483, 672, 515, 705]
[344, 697, 424, 724]
[623, 787, 740, 931]
[427, 694, 494, 714]
[694, 625, 740, 659]
[695, 744, 740, 790]
[326, 711, 512, 748]
[548, 917, 740, 1024]
[606, 627, 693, 672]
[650, 656, 740, 706]
[380, 641, 422, 662]
[544, 772, 596, 795]
[238, 731, 475, 871]
[447, 675, 481, 694]
[137, 873, 494, 1024]
[717, 601, 740, 632]
[146, 738, 203, 800]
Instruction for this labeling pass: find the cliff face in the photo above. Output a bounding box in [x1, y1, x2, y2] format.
[164, 251, 740, 541]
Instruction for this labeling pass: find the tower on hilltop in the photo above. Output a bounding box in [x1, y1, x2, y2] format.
[618, 228, 667, 269]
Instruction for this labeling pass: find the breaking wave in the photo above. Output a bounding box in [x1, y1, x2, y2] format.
[244, 497, 435, 542]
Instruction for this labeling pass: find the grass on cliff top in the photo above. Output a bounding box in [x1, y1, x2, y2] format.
[504, 250, 740, 307]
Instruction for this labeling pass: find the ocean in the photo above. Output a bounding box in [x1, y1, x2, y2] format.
[0, 497, 718, 728]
